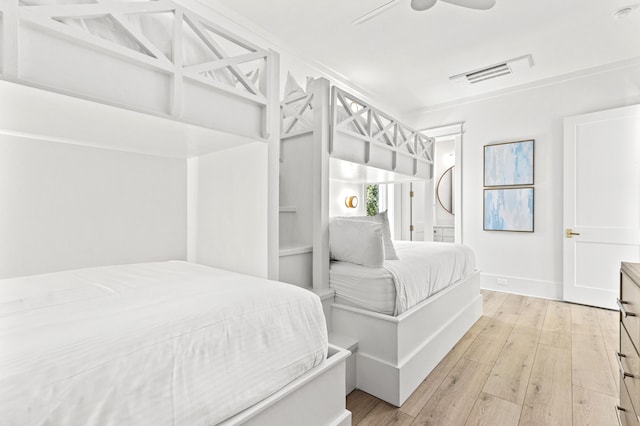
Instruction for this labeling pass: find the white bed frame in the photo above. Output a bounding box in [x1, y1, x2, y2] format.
[0, 3, 351, 424]
[333, 272, 482, 406]
[280, 77, 481, 406]
[223, 345, 351, 426]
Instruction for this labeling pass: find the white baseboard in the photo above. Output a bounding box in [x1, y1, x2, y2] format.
[480, 273, 562, 301]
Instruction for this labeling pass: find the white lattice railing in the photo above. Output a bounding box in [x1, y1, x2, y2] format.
[280, 90, 314, 139]
[1, 0, 274, 134]
[331, 87, 433, 171]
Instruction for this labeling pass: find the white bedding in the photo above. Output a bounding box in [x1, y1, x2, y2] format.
[0, 261, 328, 425]
[330, 241, 476, 315]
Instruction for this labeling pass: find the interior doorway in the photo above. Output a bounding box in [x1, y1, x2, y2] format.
[563, 105, 640, 309]
[423, 123, 463, 244]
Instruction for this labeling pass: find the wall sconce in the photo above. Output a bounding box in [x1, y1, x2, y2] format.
[345, 195, 358, 209]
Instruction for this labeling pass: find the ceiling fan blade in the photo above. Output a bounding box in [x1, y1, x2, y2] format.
[411, 0, 438, 11]
[440, 0, 496, 10]
[352, 0, 401, 25]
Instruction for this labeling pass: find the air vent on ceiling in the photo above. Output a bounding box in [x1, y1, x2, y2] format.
[450, 54, 533, 87]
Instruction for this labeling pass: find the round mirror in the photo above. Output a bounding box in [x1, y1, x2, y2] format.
[436, 166, 454, 215]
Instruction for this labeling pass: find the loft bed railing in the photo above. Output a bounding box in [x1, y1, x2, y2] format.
[0, 0, 277, 139]
[279, 83, 433, 177]
[280, 90, 314, 140]
[331, 87, 433, 177]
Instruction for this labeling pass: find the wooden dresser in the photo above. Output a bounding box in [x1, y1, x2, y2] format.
[618, 262, 640, 425]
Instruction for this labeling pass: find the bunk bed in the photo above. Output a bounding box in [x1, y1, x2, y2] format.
[280, 76, 482, 406]
[0, 2, 350, 425]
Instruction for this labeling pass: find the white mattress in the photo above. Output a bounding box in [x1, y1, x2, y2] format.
[0, 261, 328, 425]
[330, 241, 476, 315]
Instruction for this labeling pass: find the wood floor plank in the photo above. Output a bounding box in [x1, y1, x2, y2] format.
[521, 344, 572, 425]
[359, 401, 414, 426]
[464, 393, 522, 426]
[572, 333, 617, 397]
[491, 294, 527, 325]
[597, 308, 619, 334]
[573, 385, 619, 426]
[571, 303, 601, 335]
[411, 358, 492, 426]
[601, 328, 620, 389]
[483, 291, 509, 317]
[515, 297, 548, 330]
[482, 326, 540, 404]
[540, 300, 572, 349]
[463, 319, 513, 366]
[347, 389, 380, 425]
[400, 321, 484, 417]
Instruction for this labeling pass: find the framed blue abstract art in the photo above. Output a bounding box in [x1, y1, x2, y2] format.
[484, 140, 534, 187]
[483, 187, 534, 232]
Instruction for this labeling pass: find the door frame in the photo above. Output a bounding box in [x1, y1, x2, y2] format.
[563, 104, 640, 309]
[423, 123, 464, 243]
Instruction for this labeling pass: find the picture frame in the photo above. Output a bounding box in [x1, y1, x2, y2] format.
[483, 187, 534, 232]
[484, 139, 534, 187]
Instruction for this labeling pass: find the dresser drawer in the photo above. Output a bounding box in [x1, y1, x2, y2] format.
[620, 325, 640, 415]
[620, 271, 640, 352]
[619, 378, 640, 426]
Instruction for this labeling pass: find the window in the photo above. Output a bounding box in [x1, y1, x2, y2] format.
[366, 184, 379, 216]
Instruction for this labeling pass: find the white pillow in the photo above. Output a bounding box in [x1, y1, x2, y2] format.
[334, 211, 399, 260]
[376, 210, 399, 260]
[329, 219, 385, 267]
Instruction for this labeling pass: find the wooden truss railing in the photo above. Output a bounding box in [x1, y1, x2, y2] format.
[330, 87, 433, 174]
[1, 0, 274, 136]
[280, 91, 314, 139]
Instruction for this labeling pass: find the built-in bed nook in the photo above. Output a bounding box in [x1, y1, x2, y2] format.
[280, 76, 482, 407]
[0, 1, 350, 425]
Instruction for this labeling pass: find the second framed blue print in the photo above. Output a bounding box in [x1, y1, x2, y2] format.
[484, 140, 534, 187]
[484, 188, 534, 232]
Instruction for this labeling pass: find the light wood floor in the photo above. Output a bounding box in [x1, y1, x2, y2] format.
[346, 290, 620, 426]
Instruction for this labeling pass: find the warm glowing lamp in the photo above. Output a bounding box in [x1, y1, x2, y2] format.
[345, 195, 358, 208]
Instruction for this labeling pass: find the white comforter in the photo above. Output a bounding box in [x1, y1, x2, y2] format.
[388, 241, 476, 315]
[0, 261, 327, 425]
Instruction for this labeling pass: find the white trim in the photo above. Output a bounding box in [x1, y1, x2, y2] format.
[279, 245, 313, 257]
[266, 49, 280, 280]
[421, 122, 464, 138]
[480, 272, 562, 300]
[220, 345, 351, 426]
[331, 271, 482, 406]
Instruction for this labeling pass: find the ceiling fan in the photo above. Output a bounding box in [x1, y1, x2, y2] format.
[353, 0, 496, 25]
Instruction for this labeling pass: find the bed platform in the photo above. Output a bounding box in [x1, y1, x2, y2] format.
[333, 271, 481, 406]
[223, 344, 351, 426]
[280, 75, 481, 407]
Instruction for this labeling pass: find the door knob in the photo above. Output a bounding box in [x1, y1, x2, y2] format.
[566, 228, 581, 238]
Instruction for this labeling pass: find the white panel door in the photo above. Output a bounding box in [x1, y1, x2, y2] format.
[563, 104, 640, 309]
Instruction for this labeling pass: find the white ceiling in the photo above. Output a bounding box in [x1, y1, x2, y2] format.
[207, 0, 640, 114]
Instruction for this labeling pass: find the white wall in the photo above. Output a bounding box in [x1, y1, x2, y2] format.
[188, 142, 269, 278]
[406, 63, 640, 299]
[0, 135, 187, 279]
